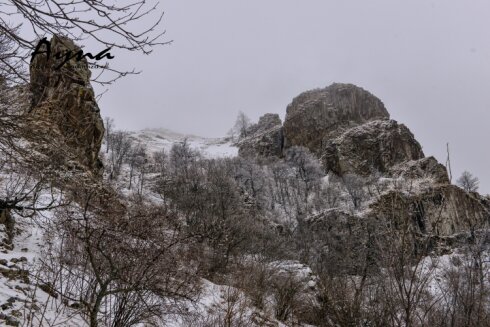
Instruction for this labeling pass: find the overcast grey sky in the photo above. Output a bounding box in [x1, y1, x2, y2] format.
[96, 0, 490, 194]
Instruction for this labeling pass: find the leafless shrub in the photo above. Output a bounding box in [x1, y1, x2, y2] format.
[432, 233, 490, 327]
[212, 286, 252, 327]
[271, 273, 304, 323]
[106, 131, 133, 180]
[342, 173, 367, 210]
[36, 191, 199, 327]
[285, 146, 324, 214]
[322, 176, 342, 208]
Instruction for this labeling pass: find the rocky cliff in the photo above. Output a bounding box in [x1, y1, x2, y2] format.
[389, 156, 450, 184]
[283, 83, 389, 152]
[321, 119, 424, 176]
[238, 113, 283, 158]
[370, 185, 489, 237]
[239, 82, 489, 240]
[29, 35, 105, 173]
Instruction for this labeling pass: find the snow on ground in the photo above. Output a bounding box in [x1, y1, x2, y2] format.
[129, 128, 238, 159]
[0, 211, 86, 326]
[165, 279, 290, 327]
[419, 249, 490, 300]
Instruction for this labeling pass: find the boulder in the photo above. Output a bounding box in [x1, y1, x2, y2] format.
[283, 83, 389, 153]
[29, 35, 104, 173]
[321, 119, 424, 176]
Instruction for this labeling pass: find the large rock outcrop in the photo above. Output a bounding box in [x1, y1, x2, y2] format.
[283, 83, 389, 153]
[29, 35, 104, 172]
[321, 120, 425, 176]
[236, 81, 488, 259]
[238, 113, 284, 158]
[370, 185, 490, 237]
[280, 83, 446, 180]
[238, 83, 450, 183]
[389, 156, 450, 184]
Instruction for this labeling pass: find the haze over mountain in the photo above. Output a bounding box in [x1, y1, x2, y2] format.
[97, 0, 490, 194]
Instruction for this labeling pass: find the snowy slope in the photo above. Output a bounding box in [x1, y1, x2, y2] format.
[0, 213, 86, 326]
[129, 128, 238, 159]
[0, 127, 268, 326]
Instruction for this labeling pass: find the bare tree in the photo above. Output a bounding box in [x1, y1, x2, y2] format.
[0, 27, 25, 84]
[0, 119, 67, 243]
[229, 111, 252, 141]
[457, 171, 479, 193]
[194, 159, 252, 274]
[106, 131, 133, 180]
[271, 274, 304, 323]
[232, 157, 267, 208]
[0, 75, 30, 156]
[126, 142, 147, 190]
[0, 0, 169, 85]
[104, 117, 114, 153]
[342, 173, 366, 210]
[152, 148, 171, 209]
[285, 146, 323, 210]
[37, 192, 199, 327]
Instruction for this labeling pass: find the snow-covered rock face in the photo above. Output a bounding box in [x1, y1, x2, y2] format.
[283, 83, 390, 153]
[129, 128, 238, 159]
[370, 184, 490, 237]
[280, 84, 429, 178]
[240, 83, 490, 241]
[322, 119, 424, 176]
[238, 113, 284, 158]
[389, 156, 450, 185]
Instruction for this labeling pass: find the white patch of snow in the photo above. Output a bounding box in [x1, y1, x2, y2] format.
[129, 128, 238, 159]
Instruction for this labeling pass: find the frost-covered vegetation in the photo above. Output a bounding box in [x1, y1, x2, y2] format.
[1, 73, 490, 326]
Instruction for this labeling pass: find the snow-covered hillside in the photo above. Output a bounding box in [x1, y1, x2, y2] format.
[0, 126, 290, 327]
[1, 77, 489, 326]
[129, 128, 238, 159]
[2, 118, 490, 326]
